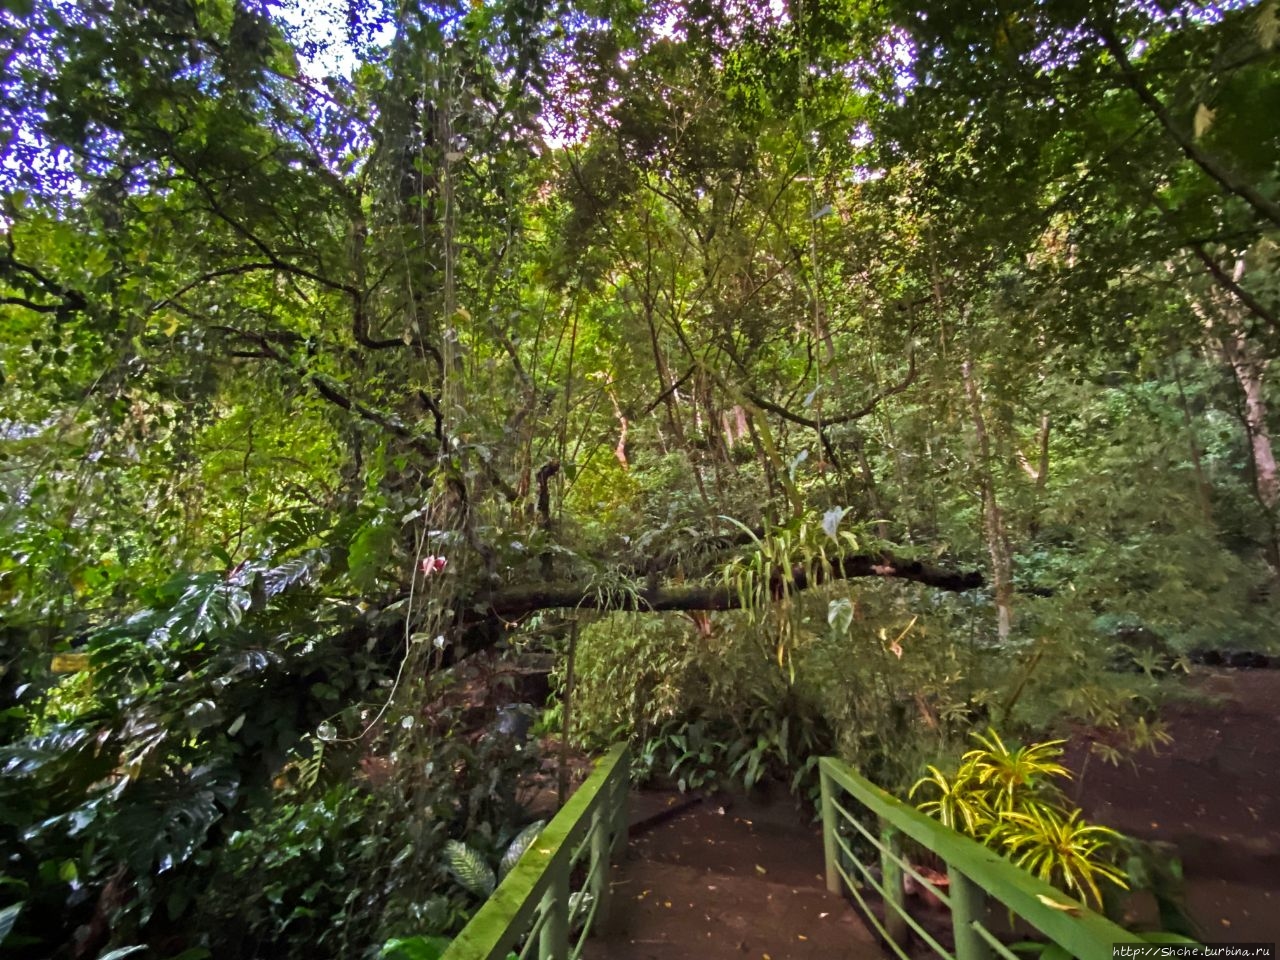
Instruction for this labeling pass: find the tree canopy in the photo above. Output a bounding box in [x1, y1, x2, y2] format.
[1, 0, 1278, 955]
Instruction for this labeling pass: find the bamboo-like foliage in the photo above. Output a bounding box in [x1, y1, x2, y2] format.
[718, 511, 863, 677]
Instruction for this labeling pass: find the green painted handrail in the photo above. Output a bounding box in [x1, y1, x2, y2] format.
[818, 756, 1146, 960]
[442, 744, 630, 960]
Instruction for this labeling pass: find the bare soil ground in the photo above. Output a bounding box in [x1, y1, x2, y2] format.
[1066, 666, 1280, 942]
[582, 666, 1280, 958]
[584, 789, 883, 960]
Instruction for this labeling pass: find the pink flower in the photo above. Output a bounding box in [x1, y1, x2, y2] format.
[420, 555, 448, 576]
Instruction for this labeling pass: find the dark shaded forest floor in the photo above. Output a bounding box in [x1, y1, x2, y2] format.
[584, 790, 881, 960]
[581, 666, 1280, 958]
[1068, 666, 1280, 942]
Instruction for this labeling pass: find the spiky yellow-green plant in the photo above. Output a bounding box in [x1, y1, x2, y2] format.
[717, 512, 861, 679]
[910, 729, 1128, 909]
[908, 764, 996, 837]
[989, 806, 1129, 909]
[962, 728, 1070, 814]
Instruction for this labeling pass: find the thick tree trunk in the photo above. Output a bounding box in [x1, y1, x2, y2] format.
[360, 554, 985, 670]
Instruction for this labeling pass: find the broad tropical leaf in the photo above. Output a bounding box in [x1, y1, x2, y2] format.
[0, 902, 22, 945]
[499, 820, 545, 879]
[444, 840, 496, 898]
[261, 552, 325, 599]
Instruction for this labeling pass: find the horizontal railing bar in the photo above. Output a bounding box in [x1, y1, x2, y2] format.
[570, 819, 601, 866]
[833, 836, 896, 904]
[837, 837, 955, 958]
[570, 834, 610, 876]
[442, 744, 630, 960]
[568, 893, 602, 960]
[832, 833, 868, 883]
[512, 906, 552, 960]
[837, 858, 944, 960]
[833, 801, 953, 907]
[515, 902, 551, 960]
[574, 859, 603, 918]
[819, 757, 1145, 960]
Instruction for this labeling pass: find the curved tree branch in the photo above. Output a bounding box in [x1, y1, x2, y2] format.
[213, 324, 439, 457]
[1, 245, 89, 314]
[1100, 27, 1280, 231]
[745, 350, 918, 430]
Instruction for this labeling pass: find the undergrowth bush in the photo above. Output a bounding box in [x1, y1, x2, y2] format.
[0, 544, 543, 960]
[563, 569, 1193, 805]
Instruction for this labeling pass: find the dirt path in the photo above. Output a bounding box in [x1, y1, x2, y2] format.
[583, 667, 1280, 957]
[586, 791, 883, 960]
[1066, 667, 1280, 941]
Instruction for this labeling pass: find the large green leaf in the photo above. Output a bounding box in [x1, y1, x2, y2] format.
[499, 820, 545, 879]
[261, 554, 321, 598]
[443, 840, 496, 898]
[0, 902, 22, 945]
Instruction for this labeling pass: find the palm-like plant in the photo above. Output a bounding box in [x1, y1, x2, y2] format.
[990, 806, 1129, 909]
[908, 764, 995, 837]
[962, 729, 1070, 814]
[911, 729, 1128, 909]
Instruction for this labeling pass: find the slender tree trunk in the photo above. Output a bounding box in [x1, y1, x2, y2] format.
[1170, 355, 1214, 522]
[1193, 260, 1279, 511]
[962, 360, 1015, 640]
[1189, 257, 1280, 566]
[1015, 414, 1050, 537]
[1016, 415, 1050, 493]
[558, 619, 578, 807]
[1220, 332, 1279, 511]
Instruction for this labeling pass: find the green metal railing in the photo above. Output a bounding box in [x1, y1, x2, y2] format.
[441, 744, 630, 960]
[818, 757, 1148, 960]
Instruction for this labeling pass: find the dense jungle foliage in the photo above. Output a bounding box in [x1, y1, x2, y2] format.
[1, 0, 1278, 955]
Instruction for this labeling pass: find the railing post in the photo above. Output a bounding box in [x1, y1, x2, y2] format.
[880, 823, 908, 946]
[539, 856, 570, 960]
[590, 804, 613, 929]
[949, 868, 993, 960]
[819, 762, 840, 895]
[610, 769, 629, 857]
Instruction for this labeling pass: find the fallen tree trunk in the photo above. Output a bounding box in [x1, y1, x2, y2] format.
[353, 552, 985, 670]
[479, 553, 983, 621]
